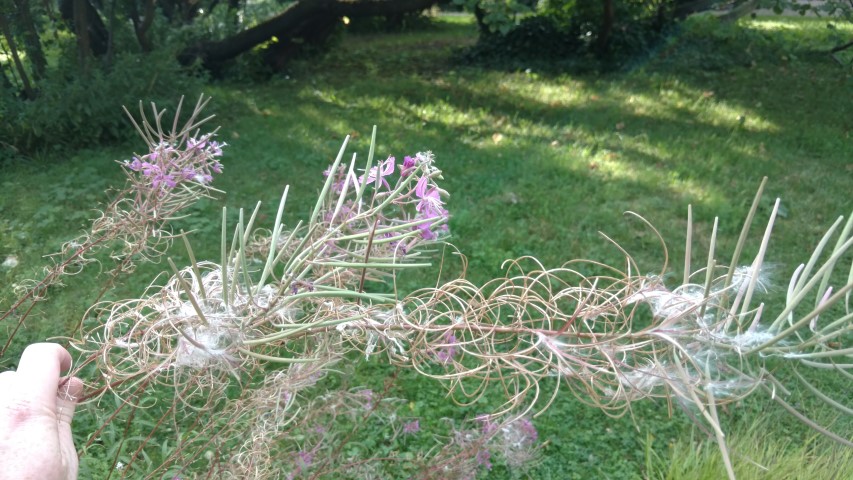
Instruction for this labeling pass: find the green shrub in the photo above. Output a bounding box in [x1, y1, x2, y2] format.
[1, 42, 203, 160]
[458, 15, 586, 71]
[459, 0, 671, 72]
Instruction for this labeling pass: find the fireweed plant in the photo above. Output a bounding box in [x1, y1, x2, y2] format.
[0, 96, 223, 357]
[1, 99, 851, 479]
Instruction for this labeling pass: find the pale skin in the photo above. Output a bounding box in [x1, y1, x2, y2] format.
[0, 343, 83, 480]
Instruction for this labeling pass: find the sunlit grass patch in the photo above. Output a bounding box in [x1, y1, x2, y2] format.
[648, 418, 853, 480]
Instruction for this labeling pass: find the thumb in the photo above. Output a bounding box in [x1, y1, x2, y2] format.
[56, 377, 83, 426]
[56, 377, 83, 480]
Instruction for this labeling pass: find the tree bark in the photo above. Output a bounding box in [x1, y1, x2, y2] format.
[0, 10, 35, 98]
[473, 3, 489, 36]
[12, 0, 47, 79]
[129, 0, 155, 52]
[719, 0, 757, 23]
[160, 0, 201, 24]
[59, 0, 109, 56]
[73, 0, 92, 71]
[672, 0, 717, 20]
[262, 15, 339, 70]
[0, 59, 14, 90]
[180, 0, 438, 70]
[106, 0, 116, 64]
[829, 39, 853, 66]
[597, 0, 614, 55]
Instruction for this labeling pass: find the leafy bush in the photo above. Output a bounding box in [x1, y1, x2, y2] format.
[458, 15, 587, 71]
[0, 41, 203, 160]
[459, 0, 672, 72]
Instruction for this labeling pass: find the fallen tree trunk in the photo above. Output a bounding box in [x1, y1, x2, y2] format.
[672, 0, 718, 20]
[829, 39, 853, 66]
[180, 0, 438, 71]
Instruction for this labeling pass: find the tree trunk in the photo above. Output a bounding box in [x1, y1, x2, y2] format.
[106, 0, 116, 64]
[0, 10, 35, 98]
[12, 0, 47, 79]
[59, 0, 109, 56]
[597, 0, 614, 55]
[160, 0, 205, 24]
[129, 0, 155, 52]
[829, 39, 853, 66]
[263, 15, 338, 70]
[73, 0, 92, 71]
[0, 59, 14, 90]
[180, 0, 438, 71]
[473, 3, 489, 36]
[672, 0, 717, 20]
[719, 0, 758, 23]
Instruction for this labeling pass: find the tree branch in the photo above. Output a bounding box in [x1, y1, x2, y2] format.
[180, 0, 437, 69]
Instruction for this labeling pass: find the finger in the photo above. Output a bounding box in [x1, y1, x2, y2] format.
[56, 376, 82, 480]
[14, 343, 73, 407]
[56, 377, 83, 425]
[0, 370, 15, 395]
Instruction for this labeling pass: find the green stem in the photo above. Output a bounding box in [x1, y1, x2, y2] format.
[311, 136, 350, 228]
[242, 315, 365, 346]
[167, 258, 209, 327]
[312, 261, 431, 269]
[237, 347, 319, 364]
[258, 186, 290, 292]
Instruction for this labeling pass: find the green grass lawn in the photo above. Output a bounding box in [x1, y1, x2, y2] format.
[1, 13, 851, 479]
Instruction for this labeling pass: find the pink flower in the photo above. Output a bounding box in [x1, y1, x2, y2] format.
[401, 155, 417, 176]
[477, 415, 499, 435]
[126, 135, 225, 192]
[435, 332, 458, 364]
[187, 137, 206, 149]
[516, 418, 538, 443]
[403, 419, 420, 435]
[413, 176, 448, 240]
[127, 156, 143, 171]
[476, 450, 492, 470]
[359, 155, 395, 189]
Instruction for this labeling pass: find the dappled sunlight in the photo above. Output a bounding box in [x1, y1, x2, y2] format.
[481, 72, 779, 137]
[748, 17, 853, 34]
[546, 137, 724, 208]
[492, 74, 591, 108]
[306, 72, 778, 213]
[206, 13, 849, 290]
[217, 62, 804, 243]
[603, 82, 779, 133]
[749, 19, 809, 31]
[739, 16, 853, 55]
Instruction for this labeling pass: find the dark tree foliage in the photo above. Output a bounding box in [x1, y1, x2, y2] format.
[460, 0, 853, 71]
[3, 0, 850, 155]
[178, 0, 439, 71]
[461, 0, 675, 72]
[0, 0, 439, 155]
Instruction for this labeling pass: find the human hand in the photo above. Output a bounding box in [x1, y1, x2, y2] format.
[0, 343, 83, 480]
